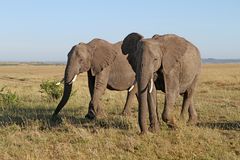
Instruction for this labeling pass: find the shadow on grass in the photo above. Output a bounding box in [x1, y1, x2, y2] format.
[65, 116, 132, 130]
[197, 121, 240, 131]
[0, 107, 132, 130]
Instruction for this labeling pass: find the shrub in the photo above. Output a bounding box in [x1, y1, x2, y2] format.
[40, 80, 76, 101]
[0, 86, 20, 109]
[40, 80, 63, 101]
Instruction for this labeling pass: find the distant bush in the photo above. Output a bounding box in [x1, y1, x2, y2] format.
[0, 86, 20, 109]
[40, 80, 76, 101]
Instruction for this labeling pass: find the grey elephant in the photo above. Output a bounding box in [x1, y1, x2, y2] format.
[51, 38, 138, 121]
[122, 33, 201, 133]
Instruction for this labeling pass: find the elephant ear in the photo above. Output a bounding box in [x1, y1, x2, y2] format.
[121, 32, 143, 55]
[89, 39, 118, 76]
[161, 35, 188, 73]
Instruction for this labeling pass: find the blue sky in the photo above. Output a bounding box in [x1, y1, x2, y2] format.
[0, 0, 240, 61]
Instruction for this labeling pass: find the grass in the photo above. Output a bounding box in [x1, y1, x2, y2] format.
[0, 64, 239, 160]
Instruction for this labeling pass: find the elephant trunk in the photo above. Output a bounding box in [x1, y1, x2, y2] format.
[138, 65, 152, 133]
[52, 83, 72, 116]
[52, 60, 77, 117]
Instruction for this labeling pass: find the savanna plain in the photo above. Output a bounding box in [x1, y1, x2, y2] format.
[0, 63, 239, 160]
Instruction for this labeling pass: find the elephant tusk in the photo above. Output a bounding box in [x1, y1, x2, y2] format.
[149, 78, 154, 93]
[69, 75, 77, 84]
[128, 85, 135, 92]
[128, 80, 136, 92]
[56, 78, 64, 85]
[56, 82, 61, 86]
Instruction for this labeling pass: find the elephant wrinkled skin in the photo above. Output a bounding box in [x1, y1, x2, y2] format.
[51, 38, 137, 121]
[122, 33, 201, 133]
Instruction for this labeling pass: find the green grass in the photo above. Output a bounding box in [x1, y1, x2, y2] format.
[0, 64, 239, 160]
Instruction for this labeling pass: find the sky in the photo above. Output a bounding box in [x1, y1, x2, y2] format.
[0, 0, 240, 61]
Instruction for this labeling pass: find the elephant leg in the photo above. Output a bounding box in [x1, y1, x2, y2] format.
[180, 92, 192, 122]
[122, 84, 137, 116]
[85, 67, 110, 120]
[147, 85, 159, 132]
[162, 75, 179, 128]
[187, 100, 198, 125]
[85, 71, 95, 119]
[185, 76, 198, 124]
[87, 71, 95, 98]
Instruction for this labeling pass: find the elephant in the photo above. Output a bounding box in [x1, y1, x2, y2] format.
[51, 38, 138, 121]
[121, 33, 201, 133]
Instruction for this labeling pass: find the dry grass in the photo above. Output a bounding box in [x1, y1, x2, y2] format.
[0, 64, 239, 160]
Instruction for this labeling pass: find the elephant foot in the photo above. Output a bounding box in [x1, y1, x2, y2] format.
[166, 122, 177, 129]
[162, 113, 177, 129]
[165, 118, 177, 129]
[50, 114, 63, 126]
[139, 130, 148, 135]
[85, 111, 96, 120]
[148, 123, 160, 133]
[187, 116, 198, 126]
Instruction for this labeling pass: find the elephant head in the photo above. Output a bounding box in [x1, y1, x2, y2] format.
[64, 43, 93, 84]
[53, 39, 117, 117]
